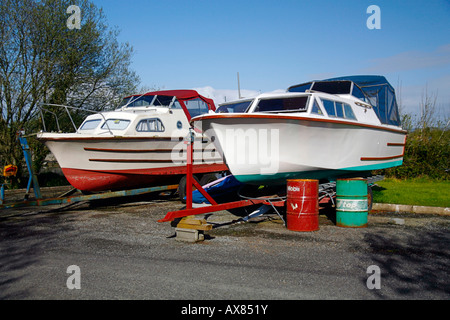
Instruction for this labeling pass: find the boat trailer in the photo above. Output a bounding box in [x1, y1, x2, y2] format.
[158, 128, 384, 240]
[0, 132, 179, 210]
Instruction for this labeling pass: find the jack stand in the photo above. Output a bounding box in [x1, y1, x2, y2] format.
[0, 183, 6, 205]
[17, 131, 42, 200]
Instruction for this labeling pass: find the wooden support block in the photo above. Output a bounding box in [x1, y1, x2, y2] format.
[175, 216, 213, 231]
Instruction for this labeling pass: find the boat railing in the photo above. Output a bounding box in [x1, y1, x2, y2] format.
[38, 103, 113, 135]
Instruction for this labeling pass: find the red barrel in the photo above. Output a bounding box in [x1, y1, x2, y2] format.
[286, 179, 319, 232]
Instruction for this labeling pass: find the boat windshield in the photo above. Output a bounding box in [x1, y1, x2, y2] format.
[79, 119, 102, 130]
[101, 119, 131, 130]
[217, 100, 252, 113]
[120, 95, 180, 108]
[254, 96, 309, 113]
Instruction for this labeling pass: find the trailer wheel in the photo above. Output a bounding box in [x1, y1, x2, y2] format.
[199, 173, 221, 186]
[178, 174, 200, 203]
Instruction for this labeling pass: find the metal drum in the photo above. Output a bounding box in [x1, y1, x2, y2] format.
[336, 178, 368, 228]
[286, 179, 319, 232]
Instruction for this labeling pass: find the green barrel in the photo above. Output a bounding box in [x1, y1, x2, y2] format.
[336, 178, 368, 228]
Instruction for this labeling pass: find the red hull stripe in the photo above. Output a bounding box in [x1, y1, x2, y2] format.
[65, 163, 228, 175]
[88, 158, 223, 163]
[84, 147, 174, 153]
[387, 143, 406, 146]
[89, 159, 176, 163]
[360, 154, 404, 161]
[84, 147, 217, 154]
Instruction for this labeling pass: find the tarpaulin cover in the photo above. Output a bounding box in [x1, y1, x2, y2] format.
[189, 175, 243, 204]
[288, 75, 401, 126]
[326, 75, 400, 127]
[125, 90, 216, 111]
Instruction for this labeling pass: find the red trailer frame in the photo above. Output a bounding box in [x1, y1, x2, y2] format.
[158, 129, 280, 223]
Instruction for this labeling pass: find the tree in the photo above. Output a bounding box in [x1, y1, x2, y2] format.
[0, 0, 140, 185]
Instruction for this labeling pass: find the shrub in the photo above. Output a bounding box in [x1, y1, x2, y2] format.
[382, 127, 449, 180]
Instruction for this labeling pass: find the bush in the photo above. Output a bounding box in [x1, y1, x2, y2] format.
[379, 126, 449, 181]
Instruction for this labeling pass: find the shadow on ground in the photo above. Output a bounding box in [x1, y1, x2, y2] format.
[358, 227, 450, 298]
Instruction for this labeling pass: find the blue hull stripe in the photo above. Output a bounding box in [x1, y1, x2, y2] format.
[234, 160, 403, 184]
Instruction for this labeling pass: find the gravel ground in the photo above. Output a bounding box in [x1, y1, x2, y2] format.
[1, 190, 449, 303]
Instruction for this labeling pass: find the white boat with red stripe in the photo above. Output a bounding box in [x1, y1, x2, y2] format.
[37, 90, 226, 192]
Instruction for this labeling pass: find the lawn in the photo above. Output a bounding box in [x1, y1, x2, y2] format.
[371, 178, 450, 208]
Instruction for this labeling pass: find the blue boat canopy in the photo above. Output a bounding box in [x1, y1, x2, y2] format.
[288, 75, 401, 127]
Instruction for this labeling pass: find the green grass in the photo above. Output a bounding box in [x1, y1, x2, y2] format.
[372, 178, 450, 208]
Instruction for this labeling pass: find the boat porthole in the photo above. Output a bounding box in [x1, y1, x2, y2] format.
[177, 121, 182, 129]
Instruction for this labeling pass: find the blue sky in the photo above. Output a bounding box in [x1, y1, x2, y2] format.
[91, 0, 450, 120]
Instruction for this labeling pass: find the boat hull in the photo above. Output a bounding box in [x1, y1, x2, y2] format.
[192, 114, 406, 185]
[38, 134, 226, 192]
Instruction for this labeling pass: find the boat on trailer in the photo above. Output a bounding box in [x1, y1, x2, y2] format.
[37, 90, 227, 193]
[190, 75, 407, 186]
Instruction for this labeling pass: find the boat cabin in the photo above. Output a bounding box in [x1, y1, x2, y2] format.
[241, 90, 382, 125]
[288, 75, 401, 127]
[212, 76, 401, 129]
[76, 90, 216, 136]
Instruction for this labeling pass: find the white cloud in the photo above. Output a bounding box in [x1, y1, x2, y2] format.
[365, 44, 450, 73]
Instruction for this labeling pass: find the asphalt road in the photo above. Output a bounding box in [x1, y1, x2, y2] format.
[1, 192, 449, 304]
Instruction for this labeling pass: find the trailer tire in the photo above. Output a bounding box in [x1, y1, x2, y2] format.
[199, 173, 221, 186]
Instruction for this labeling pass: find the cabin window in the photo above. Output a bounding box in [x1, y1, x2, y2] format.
[322, 99, 336, 117]
[152, 95, 174, 106]
[255, 96, 309, 113]
[101, 119, 130, 130]
[79, 119, 101, 130]
[310, 99, 323, 115]
[288, 82, 313, 93]
[321, 99, 357, 120]
[311, 81, 352, 94]
[344, 104, 357, 120]
[136, 118, 165, 132]
[120, 95, 176, 108]
[184, 98, 210, 118]
[122, 95, 154, 107]
[351, 85, 367, 102]
[336, 102, 344, 118]
[171, 99, 182, 109]
[217, 100, 252, 113]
